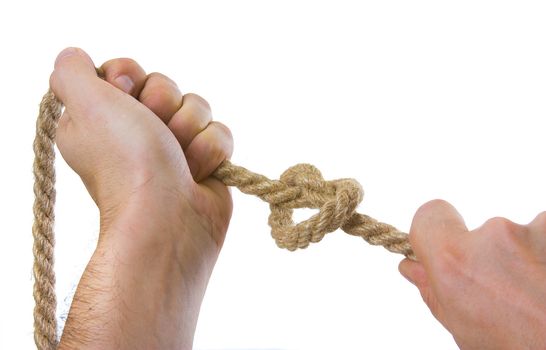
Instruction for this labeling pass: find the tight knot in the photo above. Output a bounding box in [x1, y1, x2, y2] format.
[271, 164, 364, 250]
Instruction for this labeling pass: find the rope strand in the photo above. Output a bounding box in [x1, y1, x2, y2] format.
[33, 90, 61, 350]
[32, 88, 414, 349]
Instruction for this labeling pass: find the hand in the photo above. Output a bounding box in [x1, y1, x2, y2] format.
[399, 199, 546, 349]
[51, 47, 233, 349]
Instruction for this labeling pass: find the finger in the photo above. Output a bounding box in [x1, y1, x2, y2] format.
[410, 199, 468, 269]
[185, 121, 234, 182]
[99, 58, 147, 97]
[398, 258, 427, 288]
[525, 211, 546, 255]
[194, 177, 233, 246]
[138, 72, 183, 124]
[399, 259, 447, 326]
[49, 47, 103, 112]
[527, 211, 546, 230]
[167, 93, 212, 150]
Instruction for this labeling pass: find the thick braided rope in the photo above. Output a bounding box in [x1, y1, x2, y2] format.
[32, 88, 415, 350]
[33, 90, 61, 350]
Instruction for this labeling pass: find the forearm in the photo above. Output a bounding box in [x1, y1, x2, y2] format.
[58, 226, 208, 350]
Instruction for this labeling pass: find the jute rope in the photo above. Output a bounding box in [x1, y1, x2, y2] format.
[33, 87, 414, 350]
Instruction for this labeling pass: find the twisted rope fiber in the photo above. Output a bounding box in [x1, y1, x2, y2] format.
[33, 87, 415, 349]
[33, 91, 61, 350]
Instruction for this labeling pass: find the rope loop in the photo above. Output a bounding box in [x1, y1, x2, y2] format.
[269, 163, 364, 250]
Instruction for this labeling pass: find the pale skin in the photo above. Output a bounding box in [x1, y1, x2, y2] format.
[51, 47, 546, 349]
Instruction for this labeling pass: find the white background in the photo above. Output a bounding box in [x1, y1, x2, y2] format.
[1, 1, 546, 349]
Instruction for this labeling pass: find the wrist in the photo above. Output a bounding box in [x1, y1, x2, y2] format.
[98, 177, 218, 255]
[60, 189, 219, 349]
[96, 189, 220, 309]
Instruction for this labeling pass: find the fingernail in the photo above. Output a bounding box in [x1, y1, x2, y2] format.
[114, 75, 134, 94]
[54, 47, 79, 67]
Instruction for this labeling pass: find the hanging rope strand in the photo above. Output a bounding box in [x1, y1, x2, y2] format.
[33, 90, 62, 350]
[32, 88, 414, 349]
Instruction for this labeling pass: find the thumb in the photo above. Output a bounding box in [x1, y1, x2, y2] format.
[409, 199, 468, 270]
[47, 47, 160, 206]
[49, 47, 103, 112]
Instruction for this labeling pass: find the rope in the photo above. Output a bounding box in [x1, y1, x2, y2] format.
[213, 161, 414, 256]
[32, 88, 415, 350]
[33, 90, 61, 350]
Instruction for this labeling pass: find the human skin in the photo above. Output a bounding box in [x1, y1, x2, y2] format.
[51, 47, 546, 350]
[399, 200, 546, 349]
[51, 47, 233, 349]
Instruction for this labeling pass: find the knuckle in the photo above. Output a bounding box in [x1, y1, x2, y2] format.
[211, 121, 232, 137]
[147, 72, 177, 87]
[185, 93, 211, 112]
[483, 216, 517, 233]
[103, 57, 138, 71]
[208, 122, 234, 155]
[530, 211, 546, 228]
[212, 122, 234, 146]
[117, 57, 139, 68]
[481, 217, 527, 245]
[140, 84, 176, 107]
[147, 71, 164, 80]
[537, 210, 546, 219]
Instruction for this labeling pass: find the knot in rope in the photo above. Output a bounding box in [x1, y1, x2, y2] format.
[269, 163, 364, 250]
